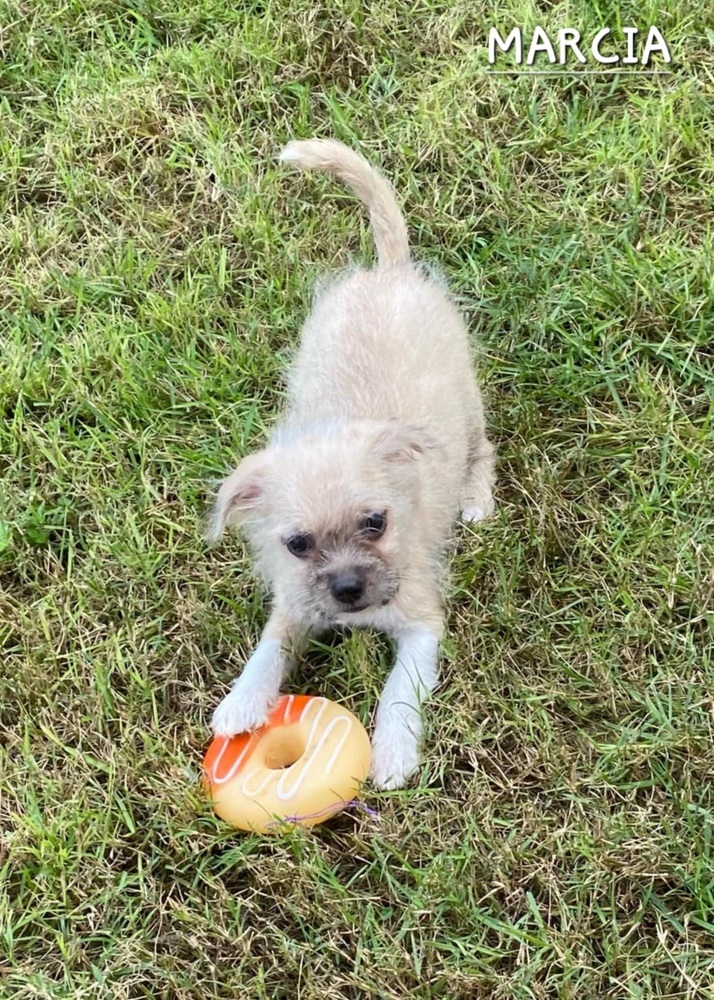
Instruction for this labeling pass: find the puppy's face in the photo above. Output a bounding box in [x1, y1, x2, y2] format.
[209, 421, 432, 623]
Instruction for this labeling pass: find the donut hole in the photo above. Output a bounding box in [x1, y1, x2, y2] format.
[263, 731, 306, 770]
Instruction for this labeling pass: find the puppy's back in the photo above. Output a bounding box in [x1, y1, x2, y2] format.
[288, 266, 479, 438]
[280, 138, 484, 474]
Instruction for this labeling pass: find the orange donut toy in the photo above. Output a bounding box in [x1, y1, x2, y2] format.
[202, 695, 371, 833]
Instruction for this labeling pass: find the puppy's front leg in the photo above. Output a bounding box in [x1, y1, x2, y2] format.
[211, 609, 303, 737]
[370, 625, 440, 790]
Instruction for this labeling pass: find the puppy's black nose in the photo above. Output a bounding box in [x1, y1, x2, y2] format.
[329, 569, 366, 607]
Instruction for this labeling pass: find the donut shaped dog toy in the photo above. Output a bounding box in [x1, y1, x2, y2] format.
[202, 695, 371, 833]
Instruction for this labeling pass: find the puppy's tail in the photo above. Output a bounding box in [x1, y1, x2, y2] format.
[279, 138, 410, 268]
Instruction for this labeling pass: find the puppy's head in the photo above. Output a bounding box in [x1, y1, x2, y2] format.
[208, 420, 434, 622]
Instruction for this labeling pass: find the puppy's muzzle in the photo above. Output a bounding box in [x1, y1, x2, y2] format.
[329, 568, 367, 610]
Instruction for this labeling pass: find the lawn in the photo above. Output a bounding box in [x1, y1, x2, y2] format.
[1, 0, 713, 997]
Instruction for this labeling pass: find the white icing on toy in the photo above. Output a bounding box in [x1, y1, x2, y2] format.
[212, 735, 254, 785]
[276, 714, 352, 801]
[282, 694, 295, 722]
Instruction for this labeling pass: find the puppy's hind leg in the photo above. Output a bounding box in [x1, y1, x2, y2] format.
[370, 589, 443, 790]
[460, 431, 496, 524]
[211, 607, 307, 737]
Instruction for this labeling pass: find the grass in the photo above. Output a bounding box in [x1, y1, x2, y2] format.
[1, 0, 713, 996]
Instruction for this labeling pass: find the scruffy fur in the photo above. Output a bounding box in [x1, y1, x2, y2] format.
[208, 139, 495, 789]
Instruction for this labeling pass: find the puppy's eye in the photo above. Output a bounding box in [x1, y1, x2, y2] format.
[285, 533, 315, 557]
[360, 511, 387, 537]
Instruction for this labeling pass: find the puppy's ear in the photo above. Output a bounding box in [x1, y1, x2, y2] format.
[371, 423, 439, 464]
[206, 452, 270, 542]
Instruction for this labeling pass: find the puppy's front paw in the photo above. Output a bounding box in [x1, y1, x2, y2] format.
[211, 686, 271, 737]
[370, 716, 420, 790]
[461, 505, 487, 523]
[460, 497, 494, 523]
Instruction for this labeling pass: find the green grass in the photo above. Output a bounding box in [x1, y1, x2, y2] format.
[1, 0, 713, 996]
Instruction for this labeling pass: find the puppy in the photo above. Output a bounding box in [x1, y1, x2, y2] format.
[207, 139, 495, 789]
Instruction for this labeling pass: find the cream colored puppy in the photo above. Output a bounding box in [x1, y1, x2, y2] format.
[208, 139, 494, 789]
